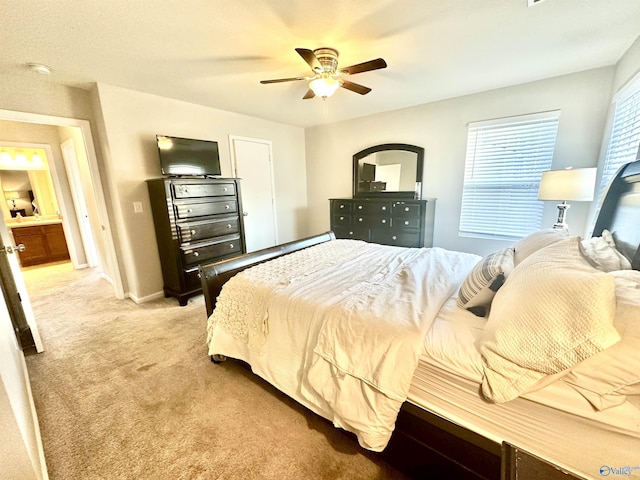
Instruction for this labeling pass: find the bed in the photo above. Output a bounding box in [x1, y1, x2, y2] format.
[199, 158, 640, 480]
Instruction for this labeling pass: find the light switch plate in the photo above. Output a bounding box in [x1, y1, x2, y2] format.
[133, 201, 143, 213]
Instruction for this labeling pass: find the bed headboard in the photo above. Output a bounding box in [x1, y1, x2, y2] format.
[592, 156, 640, 270]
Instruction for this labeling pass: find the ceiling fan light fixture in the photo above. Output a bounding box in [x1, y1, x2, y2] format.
[309, 75, 340, 98]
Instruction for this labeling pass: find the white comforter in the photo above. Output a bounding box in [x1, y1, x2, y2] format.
[207, 239, 479, 451]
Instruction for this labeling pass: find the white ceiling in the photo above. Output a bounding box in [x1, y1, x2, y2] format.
[2, 0, 640, 128]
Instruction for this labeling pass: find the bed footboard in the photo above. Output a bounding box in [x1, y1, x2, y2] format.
[199, 231, 336, 317]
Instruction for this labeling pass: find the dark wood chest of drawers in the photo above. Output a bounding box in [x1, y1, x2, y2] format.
[330, 198, 435, 248]
[147, 177, 246, 305]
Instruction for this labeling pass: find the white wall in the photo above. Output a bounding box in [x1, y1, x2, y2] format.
[612, 35, 640, 95]
[0, 294, 46, 480]
[91, 84, 307, 302]
[305, 67, 614, 257]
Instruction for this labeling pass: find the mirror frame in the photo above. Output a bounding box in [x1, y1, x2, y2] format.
[352, 143, 424, 199]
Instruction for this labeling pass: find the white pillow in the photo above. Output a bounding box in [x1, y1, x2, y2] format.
[512, 228, 569, 266]
[480, 237, 620, 403]
[580, 229, 632, 272]
[562, 269, 640, 410]
[457, 248, 515, 317]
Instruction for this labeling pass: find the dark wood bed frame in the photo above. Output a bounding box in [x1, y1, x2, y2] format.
[199, 157, 640, 480]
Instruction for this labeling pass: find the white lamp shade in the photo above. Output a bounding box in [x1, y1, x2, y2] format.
[309, 77, 340, 98]
[537, 168, 597, 201]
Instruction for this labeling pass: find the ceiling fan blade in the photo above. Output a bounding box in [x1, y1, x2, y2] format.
[295, 48, 322, 73]
[260, 77, 306, 84]
[302, 89, 316, 100]
[340, 80, 372, 95]
[340, 58, 387, 76]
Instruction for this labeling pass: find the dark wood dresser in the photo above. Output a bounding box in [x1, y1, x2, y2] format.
[330, 197, 435, 248]
[147, 177, 246, 305]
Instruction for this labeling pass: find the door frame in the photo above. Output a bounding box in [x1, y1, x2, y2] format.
[0, 140, 85, 268]
[0, 108, 124, 299]
[228, 135, 279, 248]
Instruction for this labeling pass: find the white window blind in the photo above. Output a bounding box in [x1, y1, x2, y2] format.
[596, 77, 640, 204]
[459, 111, 560, 240]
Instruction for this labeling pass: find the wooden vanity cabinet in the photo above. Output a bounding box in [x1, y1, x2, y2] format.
[330, 198, 435, 248]
[11, 222, 70, 267]
[147, 177, 246, 306]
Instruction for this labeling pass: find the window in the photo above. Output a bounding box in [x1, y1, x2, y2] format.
[596, 76, 640, 203]
[459, 111, 560, 241]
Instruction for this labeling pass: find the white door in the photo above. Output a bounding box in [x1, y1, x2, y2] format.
[60, 139, 98, 267]
[0, 218, 43, 353]
[0, 292, 48, 479]
[229, 136, 278, 252]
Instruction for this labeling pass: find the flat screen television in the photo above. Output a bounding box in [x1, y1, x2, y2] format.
[156, 135, 221, 176]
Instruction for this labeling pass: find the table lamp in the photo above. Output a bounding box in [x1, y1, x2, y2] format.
[4, 190, 19, 209]
[537, 167, 596, 229]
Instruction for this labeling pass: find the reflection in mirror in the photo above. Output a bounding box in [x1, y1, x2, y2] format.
[353, 144, 424, 199]
[0, 147, 60, 222]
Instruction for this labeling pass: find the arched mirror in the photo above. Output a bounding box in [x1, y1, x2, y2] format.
[353, 143, 424, 199]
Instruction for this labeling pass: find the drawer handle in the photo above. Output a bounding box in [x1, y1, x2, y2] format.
[381, 219, 386, 224]
[404, 220, 409, 225]
[358, 218, 363, 222]
[339, 216, 344, 220]
[223, 187, 228, 192]
[404, 207, 410, 212]
[382, 206, 387, 211]
[229, 243, 234, 249]
[349, 231, 354, 235]
[225, 204, 230, 209]
[340, 204, 345, 209]
[191, 229, 196, 235]
[197, 272, 201, 278]
[358, 205, 363, 210]
[392, 235, 397, 240]
[187, 208, 193, 213]
[193, 251, 199, 257]
[226, 224, 232, 229]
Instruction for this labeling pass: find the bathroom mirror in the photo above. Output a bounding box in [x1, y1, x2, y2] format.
[353, 143, 424, 199]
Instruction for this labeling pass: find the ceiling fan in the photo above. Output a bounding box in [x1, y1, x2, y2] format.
[260, 47, 387, 99]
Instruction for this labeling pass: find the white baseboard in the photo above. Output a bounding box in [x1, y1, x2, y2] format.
[127, 290, 165, 304]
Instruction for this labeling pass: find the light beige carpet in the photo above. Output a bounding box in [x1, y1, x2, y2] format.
[23, 263, 407, 480]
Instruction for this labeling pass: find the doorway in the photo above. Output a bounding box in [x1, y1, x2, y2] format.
[0, 109, 124, 344]
[0, 110, 125, 299]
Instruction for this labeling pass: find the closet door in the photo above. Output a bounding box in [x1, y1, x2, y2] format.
[229, 136, 277, 252]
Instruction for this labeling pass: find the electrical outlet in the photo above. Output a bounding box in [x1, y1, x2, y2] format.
[133, 201, 143, 213]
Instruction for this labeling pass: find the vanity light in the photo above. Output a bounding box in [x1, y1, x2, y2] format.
[0, 147, 47, 168]
[31, 152, 43, 165]
[15, 152, 27, 164]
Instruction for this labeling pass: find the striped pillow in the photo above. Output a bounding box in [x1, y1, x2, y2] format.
[457, 248, 515, 317]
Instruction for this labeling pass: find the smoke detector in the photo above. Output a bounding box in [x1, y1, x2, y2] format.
[27, 63, 52, 75]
